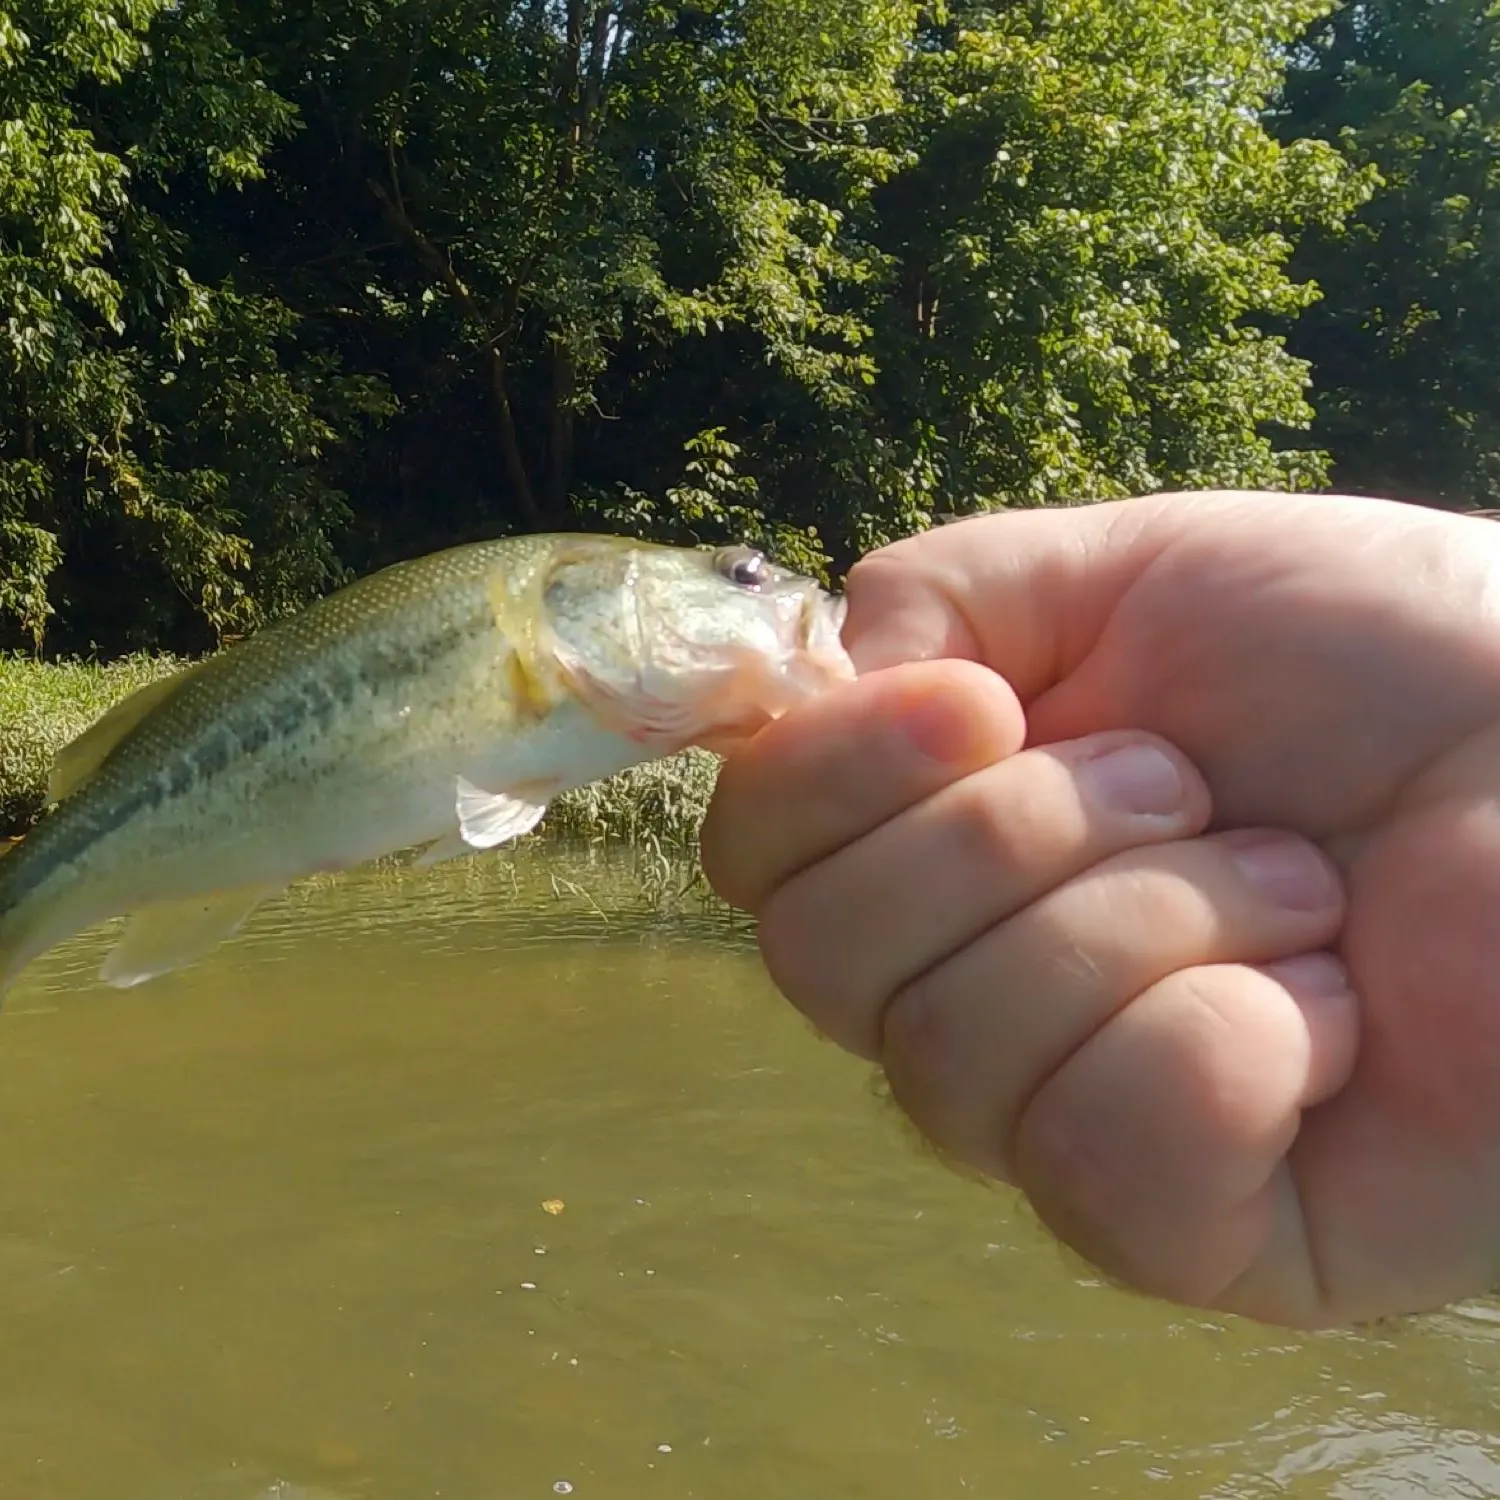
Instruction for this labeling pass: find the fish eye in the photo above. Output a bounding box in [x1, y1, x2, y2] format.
[715, 546, 767, 590]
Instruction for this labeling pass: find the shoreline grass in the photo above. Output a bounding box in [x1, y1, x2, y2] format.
[0, 652, 721, 855]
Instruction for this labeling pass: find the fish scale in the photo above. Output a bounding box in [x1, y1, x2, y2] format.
[3, 541, 539, 918]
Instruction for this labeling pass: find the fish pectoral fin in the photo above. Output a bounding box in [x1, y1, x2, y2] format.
[414, 778, 555, 866]
[98, 884, 281, 990]
[455, 775, 551, 850]
[48, 661, 205, 804]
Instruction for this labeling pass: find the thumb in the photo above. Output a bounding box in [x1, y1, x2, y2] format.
[842, 496, 1178, 697]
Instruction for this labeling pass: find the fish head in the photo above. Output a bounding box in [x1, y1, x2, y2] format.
[538, 537, 856, 751]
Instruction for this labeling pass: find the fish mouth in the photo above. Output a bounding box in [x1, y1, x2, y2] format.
[790, 588, 855, 687]
[819, 590, 850, 640]
[688, 587, 855, 758]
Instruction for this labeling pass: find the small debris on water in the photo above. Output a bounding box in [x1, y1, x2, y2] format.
[553, 1483, 574, 1495]
[542, 1199, 566, 1215]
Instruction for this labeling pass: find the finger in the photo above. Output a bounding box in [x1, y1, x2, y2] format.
[841, 498, 1175, 684]
[700, 658, 1025, 912]
[1014, 953, 1360, 1314]
[844, 496, 1500, 835]
[756, 731, 1211, 1059]
[841, 492, 1409, 699]
[879, 829, 1346, 1182]
[1257, 953, 1361, 1108]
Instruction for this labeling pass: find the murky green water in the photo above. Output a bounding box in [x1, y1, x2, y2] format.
[2, 848, 1500, 1499]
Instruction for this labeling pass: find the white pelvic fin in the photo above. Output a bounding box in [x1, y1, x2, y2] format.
[455, 775, 549, 849]
[98, 884, 280, 989]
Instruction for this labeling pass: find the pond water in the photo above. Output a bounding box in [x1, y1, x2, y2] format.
[1, 847, 1499, 1500]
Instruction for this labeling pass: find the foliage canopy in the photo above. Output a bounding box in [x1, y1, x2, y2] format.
[1274, 0, 1500, 512]
[0, 0, 1425, 654]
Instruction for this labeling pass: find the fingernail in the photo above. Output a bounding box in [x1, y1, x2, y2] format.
[1075, 742, 1185, 817]
[1264, 952, 1352, 999]
[1227, 833, 1340, 912]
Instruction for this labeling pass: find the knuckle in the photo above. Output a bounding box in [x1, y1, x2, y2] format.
[1013, 1073, 1148, 1267]
[882, 979, 1016, 1180]
[757, 879, 887, 1060]
[946, 762, 1079, 882]
[1016, 1089, 1109, 1212]
[1155, 963, 1239, 1030]
[697, 788, 754, 908]
[880, 966, 961, 1082]
[1091, 855, 1221, 952]
[755, 880, 839, 1011]
[845, 545, 911, 594]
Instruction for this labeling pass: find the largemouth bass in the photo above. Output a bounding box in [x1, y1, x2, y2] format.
[0, 533, 853, 997]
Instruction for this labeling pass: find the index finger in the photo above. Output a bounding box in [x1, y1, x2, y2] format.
[700, 659, 1025, 912]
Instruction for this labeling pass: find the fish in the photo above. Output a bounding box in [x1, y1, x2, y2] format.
[0, 532, 854, 998]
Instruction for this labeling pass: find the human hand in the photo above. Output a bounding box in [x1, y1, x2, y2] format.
[701, 490, 1500, 1328]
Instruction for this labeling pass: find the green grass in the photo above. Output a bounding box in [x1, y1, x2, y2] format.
[1, 652, 189, 835]
[0, 652, 723, 858]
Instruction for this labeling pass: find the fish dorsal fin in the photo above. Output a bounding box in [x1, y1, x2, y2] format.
[97, 883, 280, 989]
[48, 662, 203, 804]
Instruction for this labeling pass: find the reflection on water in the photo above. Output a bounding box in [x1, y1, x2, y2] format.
[2, 847, 1499, 1499]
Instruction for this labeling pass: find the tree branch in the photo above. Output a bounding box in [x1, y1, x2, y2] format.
[367, 152, 542, 526]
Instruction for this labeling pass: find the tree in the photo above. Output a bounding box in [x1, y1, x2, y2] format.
[819, 0, 1368, 551]
[0, 0, 388, 654]
[505, 0, 1367, 563]
[2, 0, 1370, 652]
[201, 0, 914, 581]
[1273, 0, 1500, 512]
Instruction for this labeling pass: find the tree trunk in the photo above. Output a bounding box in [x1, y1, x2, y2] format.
[545, 341, 576, 520]
[487, 346, 541, 528]
[367, 156, 543, 527]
